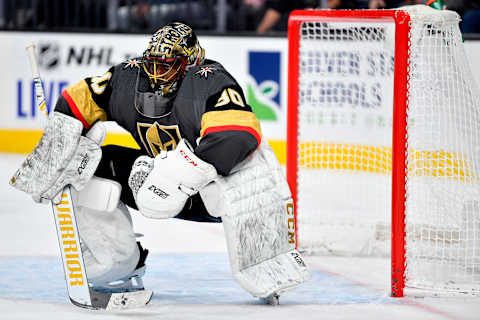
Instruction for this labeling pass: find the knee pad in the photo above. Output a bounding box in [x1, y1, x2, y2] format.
[72, 177, 139, 285]
[71, 176, 122, 212]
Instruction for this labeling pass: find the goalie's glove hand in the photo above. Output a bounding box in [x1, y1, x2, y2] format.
[9, 112, 104, 204]
[128, 155, 154, 201]
[132, 139, 218, 219]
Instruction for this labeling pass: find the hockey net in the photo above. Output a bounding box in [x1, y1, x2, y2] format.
[287, 5, 480, 296]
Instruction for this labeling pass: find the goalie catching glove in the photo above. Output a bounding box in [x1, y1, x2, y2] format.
[129, 139, 218, 219]
[10, 112, 104, 204]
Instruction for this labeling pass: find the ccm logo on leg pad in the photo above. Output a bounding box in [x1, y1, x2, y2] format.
[148, 185, 169, 198]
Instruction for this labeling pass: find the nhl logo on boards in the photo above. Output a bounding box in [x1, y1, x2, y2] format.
[38, 42, 60, 70]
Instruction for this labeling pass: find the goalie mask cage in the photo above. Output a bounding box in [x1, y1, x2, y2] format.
[287, 5, 480, 297]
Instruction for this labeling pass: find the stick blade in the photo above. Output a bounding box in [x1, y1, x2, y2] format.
[105, 290, 154, 310]
[70, 289, 153, 310]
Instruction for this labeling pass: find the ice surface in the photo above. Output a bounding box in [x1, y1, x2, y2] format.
[0, 153, 478, 319]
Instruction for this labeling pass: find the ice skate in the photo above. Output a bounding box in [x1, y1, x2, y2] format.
[262, 293, 280, 306]
[91, 242, 149, 294]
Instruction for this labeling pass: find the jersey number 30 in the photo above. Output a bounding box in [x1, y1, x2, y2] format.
[90, 72, 112, 95]
[215, 88, 245, 108]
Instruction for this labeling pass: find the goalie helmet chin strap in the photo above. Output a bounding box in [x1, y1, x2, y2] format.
[134, 70, 173, 119]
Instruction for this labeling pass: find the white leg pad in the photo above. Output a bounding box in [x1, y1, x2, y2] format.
[222, 214, 310, 298]
[75, 201, 139, 285]
[232, 248, 309, 298]
[201, 140, 311, 298]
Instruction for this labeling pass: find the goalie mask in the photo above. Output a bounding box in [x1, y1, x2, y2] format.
[141, 22, 205, 96]
[134, 69, 174, 118]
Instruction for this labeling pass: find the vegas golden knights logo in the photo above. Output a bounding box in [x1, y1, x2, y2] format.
[137, 122, 182, 156]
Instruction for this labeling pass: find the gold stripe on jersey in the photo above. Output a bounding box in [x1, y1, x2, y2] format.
[65, 80, 107, 126]
[200, 110, 262, 143]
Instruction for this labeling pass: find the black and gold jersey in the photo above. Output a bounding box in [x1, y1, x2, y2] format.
[54, 58, 261, 176]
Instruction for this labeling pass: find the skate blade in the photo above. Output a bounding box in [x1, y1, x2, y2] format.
[261, 294, 280, 306]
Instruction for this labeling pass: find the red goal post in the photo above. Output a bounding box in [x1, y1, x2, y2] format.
[287, 6, 480, 298]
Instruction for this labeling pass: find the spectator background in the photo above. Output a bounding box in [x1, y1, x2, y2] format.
[229, 0, 267, 32]
[256, 0, 369, 34]
[256, 0, 318, 34]
[368, 0, 424, 9]
[0, 0, 479, 34]
[329, 0, 364, 9]
[116, 1, 214, 32]
[446, 0, 480, 33]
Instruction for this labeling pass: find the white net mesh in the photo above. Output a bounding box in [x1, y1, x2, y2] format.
[404, 6, 480, 293]
[293, 6, 480, 293]
[296, 20, 395, 256]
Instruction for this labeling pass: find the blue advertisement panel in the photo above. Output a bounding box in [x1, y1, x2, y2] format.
[247, 51, 281, 121]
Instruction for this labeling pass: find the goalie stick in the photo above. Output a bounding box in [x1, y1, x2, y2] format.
[25, 44, 153, 310]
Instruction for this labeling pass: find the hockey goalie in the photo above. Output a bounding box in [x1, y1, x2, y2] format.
[10, 22, 311, 305]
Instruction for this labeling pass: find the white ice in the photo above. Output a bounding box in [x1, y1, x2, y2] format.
[0, 153, 478, 320]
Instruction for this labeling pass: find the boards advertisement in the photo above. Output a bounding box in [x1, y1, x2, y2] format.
[0, 31, 479, 165]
